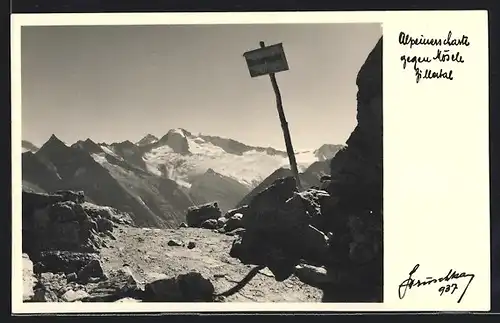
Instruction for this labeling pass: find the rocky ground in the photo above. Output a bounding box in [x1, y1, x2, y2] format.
[23, 226, 323, 303]
[99, 226, 323, 302]
[21, 190, 324, 303]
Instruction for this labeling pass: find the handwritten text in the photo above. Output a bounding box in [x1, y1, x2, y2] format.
[398, 31, 470, 83]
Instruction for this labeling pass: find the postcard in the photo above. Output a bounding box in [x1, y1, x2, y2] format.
[11, 10, 490, 313]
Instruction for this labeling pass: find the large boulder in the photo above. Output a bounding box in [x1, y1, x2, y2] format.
[23, 190, 133, 257]
[247, 176, 298, 217]
[185, 202, 222, 228]
[229, 177, 333, 279]
[143, 271, 215, 302]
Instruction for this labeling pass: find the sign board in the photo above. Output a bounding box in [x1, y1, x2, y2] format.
[243, 43, 289, 78]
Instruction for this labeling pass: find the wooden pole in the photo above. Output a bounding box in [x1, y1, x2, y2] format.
[260, 41, 303, 191]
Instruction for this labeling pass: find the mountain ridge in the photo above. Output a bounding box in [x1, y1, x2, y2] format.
[22, 129, 344, 227]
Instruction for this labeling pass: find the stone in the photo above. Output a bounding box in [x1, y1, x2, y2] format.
[66, 273, 78, 283]
[225, 228, 246, 237]
[167, 239, 183, 247]
[61, 289, 90, 302]
[230, 213, 243, 221]
[185, 202, 222, 228]
[77, 259, 105, 283]
[178, 222, 188, 228]
[187, 241, 196, 249]
[144, 271, 215, 302]
[97, 217, 114, 233]
[293, 264, 332, 288]
[82, 267, 144, 302]
[216, 217, 227, 228]
[223, 216, 244, 232]
[200, 218, 218, 230]
[224, 205, 250, 219]
[232, 189, 331, 269]
[22, 253, 37, 301]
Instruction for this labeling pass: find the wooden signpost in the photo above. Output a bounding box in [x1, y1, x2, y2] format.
[243, 41, 303, 191]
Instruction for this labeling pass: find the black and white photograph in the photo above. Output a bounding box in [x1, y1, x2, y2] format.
[19, 21, 383, 304]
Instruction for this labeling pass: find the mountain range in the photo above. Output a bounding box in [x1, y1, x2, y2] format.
[21, 129, 344, 228]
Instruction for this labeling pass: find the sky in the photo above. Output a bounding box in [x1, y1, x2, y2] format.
[21, 23, 381, 150]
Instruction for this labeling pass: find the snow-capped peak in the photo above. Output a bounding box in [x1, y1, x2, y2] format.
[136, 134, 159, 146]
[142, 130, 341, 189]
[157, 128, 191, 155]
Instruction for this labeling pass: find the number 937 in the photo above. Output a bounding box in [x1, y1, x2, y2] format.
[439, 283, 458, 296]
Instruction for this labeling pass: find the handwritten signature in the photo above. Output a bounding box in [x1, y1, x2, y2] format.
[398, 264, 475, 303]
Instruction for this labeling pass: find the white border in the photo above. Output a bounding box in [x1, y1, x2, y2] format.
[11, 11, 490, 313]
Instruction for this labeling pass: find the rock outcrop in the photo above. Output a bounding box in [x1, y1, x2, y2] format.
[22, 190, 134, 256]
[185, 202, 222, 228]
[236, 165, 333, 209]
[327, 37, 383, 215]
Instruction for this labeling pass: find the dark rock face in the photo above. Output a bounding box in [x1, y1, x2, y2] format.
[328, 38, 383, 214]
[185, 202, 222, 228]
[157, 129, 191, 155]
[228, 37, 383, 302]
[108, 140, 148, 171]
